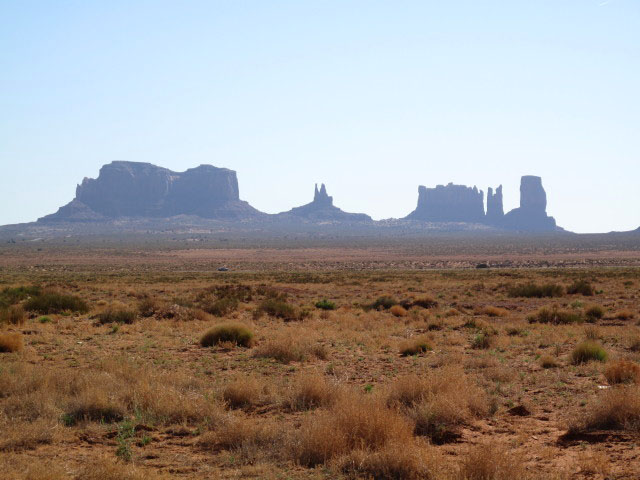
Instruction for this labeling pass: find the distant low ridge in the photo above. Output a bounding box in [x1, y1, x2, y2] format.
[28, 161, 566, 234]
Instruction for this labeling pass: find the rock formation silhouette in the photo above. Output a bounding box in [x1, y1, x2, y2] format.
[405, 183, 485, 223]
[486, 185, 504, 224]
[40, 161, 262, 221]
[502, 176, 557, 231]
[282, 184, 371, 222]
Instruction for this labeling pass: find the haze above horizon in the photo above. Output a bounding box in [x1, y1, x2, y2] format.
[1, 1, 639, 233]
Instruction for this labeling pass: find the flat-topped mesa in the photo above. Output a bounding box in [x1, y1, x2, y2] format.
[283, 184, 371, 222]
[503, 175, 557, 231]
[40, 161, 262, 221]
[486, 185, 504, 224]
[405, 183, 485, 223]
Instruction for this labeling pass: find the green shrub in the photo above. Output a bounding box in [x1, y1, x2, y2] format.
[0, 285, 41, 308]
[315, 299, 336, 311]
[571, 341, 608, 365]
[585, 305, 605, 322]
[200, 323, 254, 347]
[39, 316, 52, 323]
[527, 306, 582, 325]
[508, 283, 564, 298]
[24, 291, 89, 314]
[97, 308, 137, 325]
[567, 280, 595, 296]
[471, 333, 492, 350]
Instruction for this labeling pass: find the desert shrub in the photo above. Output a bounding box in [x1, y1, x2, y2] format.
[386, 367, 488, 444]
[315, 299, 336, 310]
[137, 297, 159, 317]
[604, 360, 640, 385]
[337, 441, 436, 480]
[369, 296, 398, 310]
[63, 389, 125, 425]
[585, 305, 605, 322]
[198, 416, 280, 460]
[0, 333, 23, 353]
[567, 279, 595, 296]
[527, 306, 582, 325]
[399, 336, 433, 356]
[222, 377, 266, 409]
[24, 291, 88, 314]
[615, 310, 635, 320]
[97, 307, 137, 325]
[539, 355, 558, 369]
[203, 297, 238, 317]
[292, 393, 414, 467]
[255, 298, 304, 321]
[584, 325, 600, 341]
[569, 385, 640, 433]
[508, 283, 564, 298]
[0, 305, 27, 325]
[476, 305, 508, 317]
[254, 335, 326, 363]
[571, 341, 607, 365]
[287, 374, 337, 411]
[410, 296, 438, 309]
[200, 323, 254, 347]
[390, 305, 407, 317]
[471, 333, 493, 350]
[457, 443, 527, 480]
[0, 285, 41, 307]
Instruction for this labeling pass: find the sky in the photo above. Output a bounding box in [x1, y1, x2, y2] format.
[1, 0, 639, 233]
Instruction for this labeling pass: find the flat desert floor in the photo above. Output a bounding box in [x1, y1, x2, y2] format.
[1, 240, 640, 479]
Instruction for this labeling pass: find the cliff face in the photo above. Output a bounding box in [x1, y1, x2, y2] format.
[405, 183, 485, 223]
[282, 184, 371, 222]
[503, 176, 556, 231]
[40, 161, 261, 221]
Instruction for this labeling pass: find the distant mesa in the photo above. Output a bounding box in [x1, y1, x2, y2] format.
[405, 183, 485, 223]
[281, 184, 371, 222]
[40, 161, 263, 222]
[405, 175, 558, 232]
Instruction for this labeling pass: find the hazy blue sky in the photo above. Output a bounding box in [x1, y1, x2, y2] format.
[1, 0, 638, 233]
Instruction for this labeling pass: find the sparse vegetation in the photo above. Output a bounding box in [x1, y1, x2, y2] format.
[571, 341, 608, 364]
[508, 283, 564, 298]
[200, 323, 254, 347]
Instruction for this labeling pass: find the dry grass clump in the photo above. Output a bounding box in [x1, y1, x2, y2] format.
[0, 305, 27, 325]
[571, 341, 608, 365]
[386, 367, 488, 444]
[567, 279, 595, 296]
[410, 296, 438, 309]
[97, 307, 137, 325]
[585, 305, 605, 321]
[0, 360, 225, 427]
[77, 457, 171, 480]
[569, 385, 640, 433]
[528, 306, 582, 325]
[457, 443, 529, 480]
[539, 355, 559, 369]
[336, 441, 438, 480]
[390, 304, 407, 317]
[287, 374, 338, 411]
[476, 305, 508, 317]
[292, 392, 415, 467]
[222, 377, 269, 410]
[254, 334, 327, 363]
[255, 297, 308, 321]
[0, 333, 23, 353]
[24, 291, 88, 314]
[604, 359, 640, 385]
[508, 283, 564, 298]
[200, 323, 254, 348]
[615, 309, 635, 320]
[0, 420, 59, 452]
[399, 335, 433, 356]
